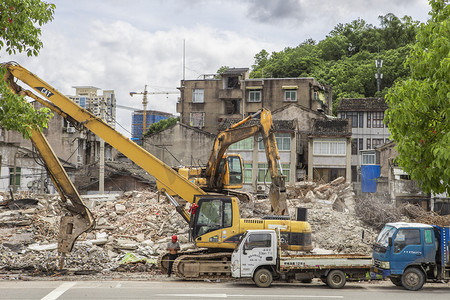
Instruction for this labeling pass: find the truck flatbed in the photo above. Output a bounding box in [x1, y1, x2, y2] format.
[280, 254, 372, 271]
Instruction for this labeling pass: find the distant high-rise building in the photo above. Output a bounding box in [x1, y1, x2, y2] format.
[131, 110, 174, 143]
[68, 86, 116, 128]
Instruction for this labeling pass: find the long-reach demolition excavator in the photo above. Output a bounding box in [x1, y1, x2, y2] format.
[2, 62, 312, 279]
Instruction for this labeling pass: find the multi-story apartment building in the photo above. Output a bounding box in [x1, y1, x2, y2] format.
[336, 98, 390, 182]
[177, 68, 332, 134]
[68, 86, 116, 128]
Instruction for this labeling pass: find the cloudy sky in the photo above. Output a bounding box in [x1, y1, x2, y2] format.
[2, 0, 431, 137]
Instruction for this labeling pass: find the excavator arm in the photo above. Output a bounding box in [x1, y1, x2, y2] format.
[2, 62, 206, 221]
[29, 129, 95, 255]
[205, 109, 288, 215]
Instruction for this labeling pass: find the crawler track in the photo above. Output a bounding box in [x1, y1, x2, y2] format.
[173, 252, 232, 280]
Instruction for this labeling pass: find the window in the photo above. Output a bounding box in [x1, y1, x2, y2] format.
[362, 153, 375, 165]
[229, 137, 253, 150]
[367, 112, 384, 128]
[79, 97, 86, 108]
[245, 233, 271, 250]
[258, 133, 291, 151]
[281, 163, 290, 182]
[372, 138, 384, 148]
[248, 90, 261, 102]
[372, 112, 384, 128]
[9, 167, 21, 186]
[284, 90, 297, 102]
[258, 163, 271, 183]
[352, 138, 363, 155]
[190, 112, 205, 128]
[223, 202, 232, 228]
[351, 139, 357, 155]
[244, 163, 252, 183]
[192, 88, 204, 103]
[425, 229, 433, 244]
[313, 139, 346, 155]
[276, 133, 291, 150]
[257, 163, 290, 183]
[342, 112, 363, 128]
[394, 229, 421, 253]
[367, 138, 371, 149]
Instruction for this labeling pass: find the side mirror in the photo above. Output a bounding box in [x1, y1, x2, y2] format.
[388, 237, 393, 247]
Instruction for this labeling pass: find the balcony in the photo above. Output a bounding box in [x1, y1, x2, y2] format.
[219, 89, 242, 100]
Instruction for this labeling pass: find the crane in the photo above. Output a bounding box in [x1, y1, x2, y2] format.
[129, 85, 178, 136]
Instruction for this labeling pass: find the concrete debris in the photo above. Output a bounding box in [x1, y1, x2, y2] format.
[0, 177, 429, 278]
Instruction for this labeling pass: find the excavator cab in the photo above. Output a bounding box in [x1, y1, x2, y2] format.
[190, 195, 240, 249]
[218, 154, 243, 189]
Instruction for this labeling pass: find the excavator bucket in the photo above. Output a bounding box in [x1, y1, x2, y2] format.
[269, 183, 288, 215]
[58, 215, 94, 253]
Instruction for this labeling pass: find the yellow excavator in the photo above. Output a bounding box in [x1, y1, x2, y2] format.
[2, 62, 312, 279]
[175, 108, 288, 215]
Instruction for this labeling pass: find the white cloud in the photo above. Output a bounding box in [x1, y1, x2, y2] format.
[1, 0, 430, 137]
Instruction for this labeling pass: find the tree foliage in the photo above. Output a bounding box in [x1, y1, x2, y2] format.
[385, 0, 450, 194]
[250, 12, 421, 112]
[0, 0, 55, 56]
[144, 117, 179, 136]
[0, 0, 55, 139]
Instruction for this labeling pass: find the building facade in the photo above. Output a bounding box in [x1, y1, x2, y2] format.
[68, 86, 116, 128]
[177, 68, 332, 134]
[336, 98, 390, 182]
[308, 119, 352, 183]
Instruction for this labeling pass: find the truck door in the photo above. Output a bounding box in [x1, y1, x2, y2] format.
[391, 228, 423, 274]
[239, 232, 274, 277]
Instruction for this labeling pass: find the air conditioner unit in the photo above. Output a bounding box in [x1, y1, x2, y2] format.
[256, 185, 265, 192]
[67, 127, 76, 133]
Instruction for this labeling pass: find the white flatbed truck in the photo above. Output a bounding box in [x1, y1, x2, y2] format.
[231, 229, 372, 288]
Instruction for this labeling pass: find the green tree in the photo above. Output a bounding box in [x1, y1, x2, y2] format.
[1, 0, 55, 56]
[0, 0, 55, 139]
[385, 0, 450, 194]
[144, 117, 179, 136]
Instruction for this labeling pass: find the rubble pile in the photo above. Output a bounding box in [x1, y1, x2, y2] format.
[2, 177, 441, 278]
[240, 177, 378, 254]
[0, 191, 192, 276]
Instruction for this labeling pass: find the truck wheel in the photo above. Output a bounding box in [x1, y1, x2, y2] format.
[253, 269, 273, 288]
[401, 267, 425, 291]
[389, 276, 402, 287]
[326, 270, 346, 289]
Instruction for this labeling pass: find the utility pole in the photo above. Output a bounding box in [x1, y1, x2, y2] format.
[99, 99, 105, 194]
[375, 58, 383, 92]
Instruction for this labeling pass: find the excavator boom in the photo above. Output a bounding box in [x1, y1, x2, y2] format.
[3, 62, 206, 210]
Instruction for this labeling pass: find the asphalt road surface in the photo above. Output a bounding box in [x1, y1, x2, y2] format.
[0, 279, 449, 300]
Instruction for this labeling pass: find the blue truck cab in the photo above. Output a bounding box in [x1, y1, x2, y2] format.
[372, 222, 450, 290]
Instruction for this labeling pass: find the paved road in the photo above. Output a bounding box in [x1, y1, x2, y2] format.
[0, 279, 449, 300]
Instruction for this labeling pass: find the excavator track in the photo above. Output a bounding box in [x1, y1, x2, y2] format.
[157, 249, 210, 275]
[173, 252, 232, 280]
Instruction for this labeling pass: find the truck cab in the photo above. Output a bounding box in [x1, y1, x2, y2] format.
[231, 230, 278, 279]
[372, 222, 450, 290]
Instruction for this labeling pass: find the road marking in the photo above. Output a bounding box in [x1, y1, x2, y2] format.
[159, 294, 343, 298]
[40, 282, 77, 300]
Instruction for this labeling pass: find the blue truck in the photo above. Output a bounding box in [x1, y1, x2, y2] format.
[372, 222, 450, 290]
